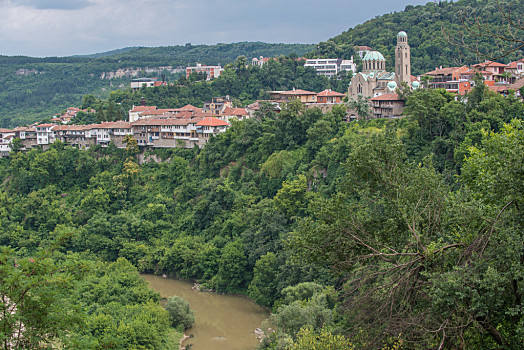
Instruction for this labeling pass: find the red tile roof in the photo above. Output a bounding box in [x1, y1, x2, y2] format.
[222, 106, 249, 115]
[196, 117, 229, 127]
[424, 66, 469, 76]
[130, 105, 157, 112]
[179, 104, 199, 111]
[371, 93, 403, 101]
[473, 61, 508, 68]
[317, 89, 345, 97]
[279, 89, 317, 95]
[0, 128, 12, 133]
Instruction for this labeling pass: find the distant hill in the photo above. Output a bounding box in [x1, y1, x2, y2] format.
[0, 42, 313, 127]
[310, 0, 524, 75]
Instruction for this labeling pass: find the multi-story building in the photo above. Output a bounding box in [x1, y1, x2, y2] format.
[423, 66, 472, 94]
[370, 94, 406, 118]
[269, 89, 318, 103]
[36, 124, 56, 147]
[304, 58, 357, 78]
[0, 128, 14, 157]
[186, 63, 223, 80]
[202, 96, 234, 114]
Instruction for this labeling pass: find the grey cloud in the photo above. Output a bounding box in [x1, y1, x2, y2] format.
[15, 0, 92, 10]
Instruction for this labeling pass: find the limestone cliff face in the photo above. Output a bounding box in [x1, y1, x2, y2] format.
[99, 66, 184, 79]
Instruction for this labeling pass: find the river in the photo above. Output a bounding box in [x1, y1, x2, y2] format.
[142, 274, 269, 350]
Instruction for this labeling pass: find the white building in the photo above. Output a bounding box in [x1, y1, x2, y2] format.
[131, 78, 157, 90]
[36, 124, 56, 146]
[304, 57, 357, 78]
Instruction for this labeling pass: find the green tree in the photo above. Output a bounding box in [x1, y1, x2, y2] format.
[248, 252, 279, 307]
[347, 95, 370, 120]
[165, 296, 195, 330]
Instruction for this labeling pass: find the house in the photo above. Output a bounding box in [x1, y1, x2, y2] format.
[0, 128, 14, 157]
[35, 124, 57, 148]
[202, 96, 234, 115]
[195, 117, 230, 147]
[186, 63, 223, 80]
[472, 61, 508, 81]
[423, 66, 474, 94]
[252, 56, 276, 67]
[221, 107, 249, 123]
[269, 89, 318, 103]
[304, 58, 357, 78]
[13, 126, 37, 150]
[317, 89, 345, 104]
[128, 105, 158, 122]
[355, 45, 372, 59]
[506, 59, 524, 80]
[370, 94, 406, 119]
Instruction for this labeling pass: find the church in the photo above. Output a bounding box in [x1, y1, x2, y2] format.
[348, 31, 413, 99]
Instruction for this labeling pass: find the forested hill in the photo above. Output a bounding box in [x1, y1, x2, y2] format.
[0, 42, 313, 127]
[311, 0, 524, 75]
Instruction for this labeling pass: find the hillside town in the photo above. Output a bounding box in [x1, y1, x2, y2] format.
[1, 31, 523, 158]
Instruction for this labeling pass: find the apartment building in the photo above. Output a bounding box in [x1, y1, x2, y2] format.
[304, 58, 357, 78]
[186, 63, 223, 80]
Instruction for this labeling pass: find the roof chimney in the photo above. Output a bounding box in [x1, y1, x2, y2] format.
[140, 97, 146, 106]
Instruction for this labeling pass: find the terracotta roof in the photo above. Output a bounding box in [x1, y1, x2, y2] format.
[462, 69, 493, 75]
[179, 104, 199, 111]
[510, 77, 524, 90]
[279, 89, 317, 95]
[425, 66, 469, 76]
[37, 124, 56, 127]
[12, 127, 28, 132]
[52, 125, 70, 131]
[473, 61, 508, 68]
[355, 46, 372, 50]
[132, 118, 204, 126]
[130, 105, 157, 112]
[95, 121, 132, 129]
[222, 106, 249, 115]
[196, 117, 229, 127]
[488, 85, 509, 92]
[0, 128, 12, 133]
[411, 75, 419, 82]
[3, 135, 13, 140]
[317, 89, 345, 97]
[371, 93, 403, 101]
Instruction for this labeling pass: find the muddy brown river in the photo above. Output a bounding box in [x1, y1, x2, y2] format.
[142, 274, 269, 350]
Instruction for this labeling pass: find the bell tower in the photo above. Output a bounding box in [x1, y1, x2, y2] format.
[395, 31, 411, 86]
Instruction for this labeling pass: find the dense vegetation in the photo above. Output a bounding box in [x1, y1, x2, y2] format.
[1, 79, 524, 348]
[0, 42, 313, 127]
[107, 57, 351, 114]
[310, 0, 524, 74]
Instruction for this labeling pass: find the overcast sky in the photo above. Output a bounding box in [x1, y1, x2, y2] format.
[0, 0, 429, 57]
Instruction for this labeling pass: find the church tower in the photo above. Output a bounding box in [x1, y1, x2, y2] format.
[395, 31, 411, 86]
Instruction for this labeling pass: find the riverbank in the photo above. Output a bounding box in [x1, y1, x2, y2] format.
[142, 274, 269, 350]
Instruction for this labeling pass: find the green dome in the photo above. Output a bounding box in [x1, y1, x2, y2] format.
[387, 81, 398, 91]
[363, 51, 385, 61]
[398, 31, 407, 37]
[412, 81, 420, 89]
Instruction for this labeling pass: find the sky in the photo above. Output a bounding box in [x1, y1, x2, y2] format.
[0, 0, 430, 57]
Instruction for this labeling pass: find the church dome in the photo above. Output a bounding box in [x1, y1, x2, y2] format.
[412, 81, 420, 90]
[387, 81, 398, 91]
[398, 31, 407, 37]
[363, 51, 385, 61]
